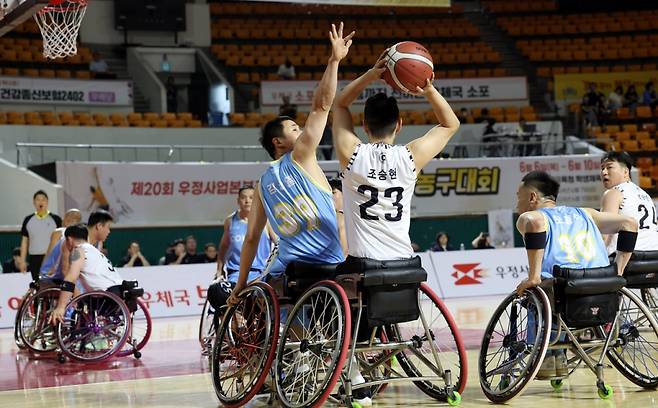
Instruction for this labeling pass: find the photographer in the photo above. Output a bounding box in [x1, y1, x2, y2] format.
[471, 232, 495, 249]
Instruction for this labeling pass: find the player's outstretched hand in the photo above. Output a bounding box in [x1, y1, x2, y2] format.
[329, 22, 355, 62]
[412, 75, 437, 97]
[227, 284, 244, 308]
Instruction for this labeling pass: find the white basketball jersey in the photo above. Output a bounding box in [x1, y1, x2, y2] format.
[78, 242, 123, 292]
[341, 143, 416, 260]
[606, 181, 658, 254]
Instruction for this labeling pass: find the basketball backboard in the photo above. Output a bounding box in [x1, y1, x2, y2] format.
[0, 0, 48, 37]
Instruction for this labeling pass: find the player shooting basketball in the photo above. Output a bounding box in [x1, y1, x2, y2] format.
[332, 52, 460, 260]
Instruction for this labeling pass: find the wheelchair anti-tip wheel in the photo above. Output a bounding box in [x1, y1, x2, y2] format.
[211, 282, 279, 407]
[19, 287, 62, 354]
[275, 280, 351, 408]
[117, 298, 152, 358]
[604, 287, 658, 388]
[479, 287, 552, 403]
[56, 291, 131, 362]
[385, 282, 468, 401]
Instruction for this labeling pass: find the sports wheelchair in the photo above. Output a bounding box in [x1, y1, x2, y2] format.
[16, 279, 151, 363]
[478, 263, 658, 402]
[211, 256, 467, 407]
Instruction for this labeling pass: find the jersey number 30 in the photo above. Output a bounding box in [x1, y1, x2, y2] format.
[358, 185, 403, 222]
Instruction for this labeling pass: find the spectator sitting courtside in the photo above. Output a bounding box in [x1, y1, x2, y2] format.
[119, 241, 150, 267]
[431, 232, 454, 251]
[3, 247, 23, 273]
[472, 232, 495, 249]
[203, 243, 217, 263]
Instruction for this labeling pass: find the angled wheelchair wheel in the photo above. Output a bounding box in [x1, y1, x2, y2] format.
[211, 282, 279, 407]
[605, 287, 658, 388]
[19, 287, 62, 354]
[57, 291, 131, 362]
[385, 283, 468, 400]
[117, 298, 152, 358]
[14, 290, 32, 350]
[479, 287, 551, 403]
[275, 280, 351, 408]
[199, 297, 218, 355]
[641, 288, 658, 314]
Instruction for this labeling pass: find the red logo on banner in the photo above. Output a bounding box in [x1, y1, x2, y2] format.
[452, 263, 484, 285]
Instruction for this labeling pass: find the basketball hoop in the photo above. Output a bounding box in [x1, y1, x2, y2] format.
[34, 0, 87, 59]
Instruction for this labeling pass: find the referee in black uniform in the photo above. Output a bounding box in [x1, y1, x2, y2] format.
[20, 190, 62, 281]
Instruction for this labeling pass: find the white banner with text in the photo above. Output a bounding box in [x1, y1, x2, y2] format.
[0, 263, 216, 328]
[426, 248, 528, 298]
[56, 154, 604, 225]
[0, 250, 531, 328]
[0, 76, 133, 106]
[261, 77, 527, 106]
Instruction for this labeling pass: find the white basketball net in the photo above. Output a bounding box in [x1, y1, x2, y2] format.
[34, 0, 87, 59]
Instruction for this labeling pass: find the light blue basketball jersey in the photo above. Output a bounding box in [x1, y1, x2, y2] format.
[538, 206, 609, 278]
[40, 238, 64, 279]
[224, 211, 271, 283]
[259, 152, 344, 276]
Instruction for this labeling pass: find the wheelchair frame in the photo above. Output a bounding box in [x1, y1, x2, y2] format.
[16, 281, 151, 363]
[479, 285, 658, 403]
[211, 266, 467, 407]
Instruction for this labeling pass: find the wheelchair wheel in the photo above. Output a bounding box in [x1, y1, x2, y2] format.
[19, 287, 61, 354]
[605, 287, 658, 388]
[199, 297, 217, 355]
[14, 290, 32, 350]
[211, 282, 279, 407]
[384, 283, 468, 400]
[57, 291, 131, 362]
[117, 298, 152, 358]
[641, 288, 658, 314]
[275, 280, 351, 408]
[479, 287, 552, 403]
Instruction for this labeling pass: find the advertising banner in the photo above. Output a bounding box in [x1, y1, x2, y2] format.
[0, 263, 216, 329]
[261, 77, 528, 106]
[56, 154, 604, 225]
[428, 248, 528, 299]
[554, 70, 658, 105]
[0, 76, 133, 106]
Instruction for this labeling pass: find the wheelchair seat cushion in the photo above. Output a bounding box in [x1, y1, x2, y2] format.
[564, 276, 626, 295]
[553, 263, 618, 281]
[284, 262, 339, 280]
[362, 268, 427, 287]
[624, 251, 658, 287]
[283, 262, 340, 299]
[337, 255, 421, 275]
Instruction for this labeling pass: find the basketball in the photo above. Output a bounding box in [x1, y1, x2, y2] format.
[382, 41, 434, 94]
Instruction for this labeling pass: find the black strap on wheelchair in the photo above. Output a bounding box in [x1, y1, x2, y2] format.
[524, 231, 547, 249]
[60, 281, 75, 293]
[617, 230, 638, 252]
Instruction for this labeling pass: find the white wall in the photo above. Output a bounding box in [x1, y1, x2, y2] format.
[80, 1, 211, 47]
[0, 121, 564, 165]
[0, 158, 62, 227]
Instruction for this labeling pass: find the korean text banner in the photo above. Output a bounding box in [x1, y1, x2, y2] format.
[261, 77, 527, 106]
[0, 76, 133, 106]
[243, 0, 450, 6]
[425, 248, 528, 299]
[56, 155, 603, 225]
[554, 70, 658, 104]
[0, 264, 217, 328]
